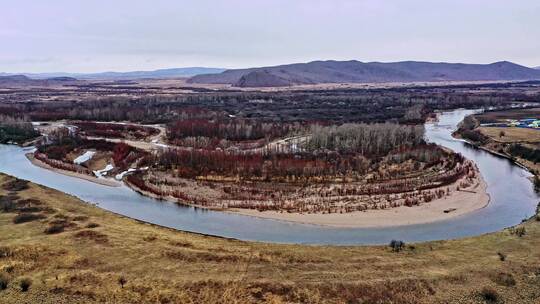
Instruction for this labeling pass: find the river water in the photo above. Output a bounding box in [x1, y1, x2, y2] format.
[0, 109, 538, 245]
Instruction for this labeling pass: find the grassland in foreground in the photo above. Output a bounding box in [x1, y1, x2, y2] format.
[1, 173, 540, 303]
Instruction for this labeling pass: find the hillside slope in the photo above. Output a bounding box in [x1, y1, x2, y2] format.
[0, 75, 77, 87]
[2, 173, 540, 303]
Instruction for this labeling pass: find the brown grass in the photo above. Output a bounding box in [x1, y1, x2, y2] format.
[1, 173, 540, 303]
[479, 127, 540, 143]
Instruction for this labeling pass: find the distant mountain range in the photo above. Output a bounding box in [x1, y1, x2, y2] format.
[0, 67, 225, 80]
[188, 60, 540, 87]
[3, 62, 539, 87]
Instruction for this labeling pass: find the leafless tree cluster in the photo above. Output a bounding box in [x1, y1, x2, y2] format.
[73, 121, 159, 140]
[34, 152, 91, 175]
[126, 159, 477, 214]
[166, 118, 304, 149]
[0, 114, 33, 127]
[125, 141, 476, 214]
[306, 123, 424, 156]
[0, 114, 39, 144]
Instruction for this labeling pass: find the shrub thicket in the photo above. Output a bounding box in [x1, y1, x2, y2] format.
[12, 213, 46, 224]
[389, 240, 405, 252]
[19, 278, 31, 292]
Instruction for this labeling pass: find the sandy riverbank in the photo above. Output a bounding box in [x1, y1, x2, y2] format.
[26, 153, 121, 187]
[227, 175, 490, 228]
[124, 170, 490, 228]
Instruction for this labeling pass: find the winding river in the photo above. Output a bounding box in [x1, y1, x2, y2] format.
[0, 109, 538, 245]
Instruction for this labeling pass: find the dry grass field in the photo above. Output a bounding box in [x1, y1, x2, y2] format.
[478, 127, 540, 143]
[1, 173, 540, 303]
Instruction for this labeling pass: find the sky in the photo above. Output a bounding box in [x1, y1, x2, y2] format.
[1, 0, 539, 73]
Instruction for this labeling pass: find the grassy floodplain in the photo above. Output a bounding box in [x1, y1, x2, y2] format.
[1, 173, 540, 303]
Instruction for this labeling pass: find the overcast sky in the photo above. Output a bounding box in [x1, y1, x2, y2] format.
[1, 0, 539, 73]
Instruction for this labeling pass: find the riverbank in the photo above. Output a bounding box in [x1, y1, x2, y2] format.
[124, 169, 490, 228]
[228, 174, 489, 228]
[453, 118, 539, 174]
[23, 131, 494, 229]
[25, 153, 121, 187]
[1, 173, 540, 303]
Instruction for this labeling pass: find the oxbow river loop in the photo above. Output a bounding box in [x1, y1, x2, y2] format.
[0, 109, 538, 245]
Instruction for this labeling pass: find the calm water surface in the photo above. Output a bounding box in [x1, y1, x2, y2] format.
[0, 109, 538, 245]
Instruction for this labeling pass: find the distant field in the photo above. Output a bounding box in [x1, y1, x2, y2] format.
[1, 173, 540, 303]
[479, 126, 540, 143]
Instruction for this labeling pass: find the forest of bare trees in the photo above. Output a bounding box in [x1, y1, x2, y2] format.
[167, 119, 299, 142]
[125, 144, 474, 213]
[1, 81, 533, 126]
[73, 121, 159, 140]
[306, 123, 424, 156]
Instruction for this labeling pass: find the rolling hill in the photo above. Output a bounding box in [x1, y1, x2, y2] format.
[0, 75, 77, 86]
[188, 60, 540, 87]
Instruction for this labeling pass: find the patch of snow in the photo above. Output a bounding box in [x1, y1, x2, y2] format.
[93, 164, 114, 178]
[114, 166, 149, 180]
[73, 151, 96, 165]
[115, 168, 136, 180]
[155, 143, 169, 148]
[63, 124, 79, 136]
